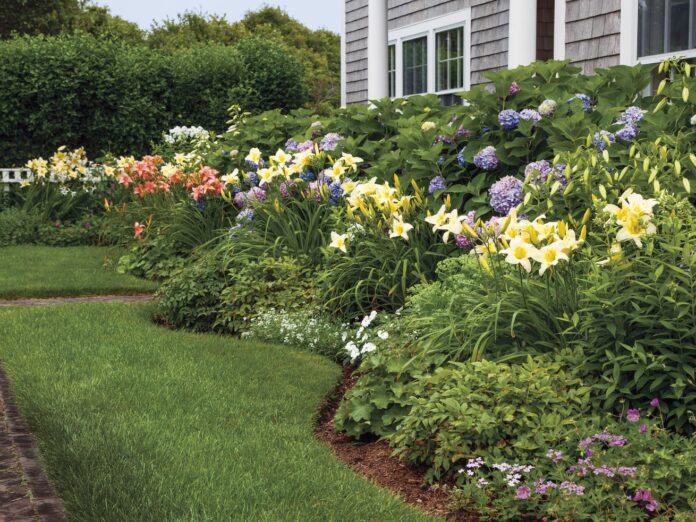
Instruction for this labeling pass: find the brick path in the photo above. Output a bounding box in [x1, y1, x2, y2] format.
[0, 366, 65, 521]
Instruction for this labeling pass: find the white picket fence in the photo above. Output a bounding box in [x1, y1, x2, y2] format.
[1, 168, 33, 192]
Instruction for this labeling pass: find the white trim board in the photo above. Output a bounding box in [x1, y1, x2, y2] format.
[387, 9, 472, 99]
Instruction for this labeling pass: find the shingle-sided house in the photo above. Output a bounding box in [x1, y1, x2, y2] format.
[341, 0, 696, 105]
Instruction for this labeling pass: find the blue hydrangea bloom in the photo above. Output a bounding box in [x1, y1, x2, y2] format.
[489, 176, 523, 215]
[319, 133, 343, 151]
[236, 208, 255, 223]
[437, 156, 445, 167]
[498, 109, 521, 130]
[285, 139, 299, 152]
[246, 171, 259, 186]
[524, 160, 551, 183]
[593, 130, 616, 151]
[428, 176, 447, 194]
[300, 171, 316, 182]
[616, 123, 639, 141]
[474, 146, 498, 171]
[328, 180, 344, 205]
[617, 106, 646, 125]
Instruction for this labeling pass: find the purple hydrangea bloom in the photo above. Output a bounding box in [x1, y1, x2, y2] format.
[434, 134, 454, 145]
[285, 139, 299, 152]
[279, 180, 296, 198]
[525, 160, 551, 183]
[319, 133, 343, 151]
[457, 147, 467, 167]
[455, 234, 472, 250]
[499, 109, 521, 130]
[519, 109, 542, 123]
[616, 123, 639, 141]
[593, 130, 616, 151]
[626, 408, 640, 423]
[455, 126, 471, 139]
[489, 176, 523, 215]
[508, 81, 521, 96]
[567, 93, 592, 112]
[617, 106, 646, 124]
[428, 175, 447, 194]
[247, 186, 266, 204]
[233, 191, 248, 208]
[474, 146, 498, 170]
[297, 140, 314, 152]
[538, 99, 558, 117]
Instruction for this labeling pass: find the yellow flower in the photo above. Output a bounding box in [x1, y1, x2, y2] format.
[19, 180, 31, 188]
[500, 237, 535, 273]
[389, 214, 413, 240]
[532, 241, 569, 275]
[328, 162, 346, 181]
[221, 169, 240, 184]
[103, 166, 115, 178]
[341, 179, 357, 194]
[270, 148, 291, 165]
[245, 147, 262, 164]
[293, 150, 314, 168]
[421, 121, 437, 131]
[257, 168, 275, 186]
[424, 205, 448, 231]
[616, 213, 656, 248]
[330, 231, 348, 253]
[340, 153, 363, 171]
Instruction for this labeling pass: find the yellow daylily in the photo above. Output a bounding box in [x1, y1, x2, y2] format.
[389, 214, 414, 240]
[500, 237, 535, 273]
[330, 231, 348, 253]
[532, 241, 569, 275]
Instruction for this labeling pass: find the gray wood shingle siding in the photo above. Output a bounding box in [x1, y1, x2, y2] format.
[565, 0, 621, 73]
[344, 0, 510, 104]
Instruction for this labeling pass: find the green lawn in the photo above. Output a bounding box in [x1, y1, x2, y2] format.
[0, 303, 435, 522]
[0, 245, 157, 298]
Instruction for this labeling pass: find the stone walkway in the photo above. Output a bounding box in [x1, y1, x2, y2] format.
[0, 294, 153, 307]
[0, 366, 65, 521]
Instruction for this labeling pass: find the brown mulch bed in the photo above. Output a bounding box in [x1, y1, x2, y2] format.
[315, 366, 477, 521]
[0, 294, 154, 307]
[0, 365, 66, 521]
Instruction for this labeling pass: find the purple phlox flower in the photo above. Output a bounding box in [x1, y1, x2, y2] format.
[617, 106, 646, 124]
[567, 93, 592, 112]
[618, 467, 637, 477]
[508, 81, 521, 96]
[428, 175, 447, 194]
[645, 500, 658, 512]
[639, 424, 648, 433]
[457, 147, 467, 167]
[467, 457, 485, 469]
[632, 489, 659, 511]
[616, 123, 639, 141]
[560, 481, 585, 496]
[534, 479, 557, 495]
[434, 134, 454, 145]
[579, 432, 627, 448]
[476, 477, 489, 488]
[489, 176, 523, 215]
[233, 191, 248, 208]
[593, 130, 616, 151]
[650, 397, 660, 408]
[499, 109, 521, 130]
[546, 448, 563, 464]
[319, 133, 343, 151]
[538, 99, 558, 117]
[285, 138, 299, 152]
[516, 485, 531, 499]
[626, 408, 640, 423]
[519, 109, 542, 122]
[474, 146, 498, 170]
[592, 465, 616, 478]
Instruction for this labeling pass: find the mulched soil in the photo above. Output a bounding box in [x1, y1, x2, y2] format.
[315, 366, 477, 521]
[0, 294, 153, 307]
[0, 365, 66, 521]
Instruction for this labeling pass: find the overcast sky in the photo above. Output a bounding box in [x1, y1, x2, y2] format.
[94, 0, 342, 33]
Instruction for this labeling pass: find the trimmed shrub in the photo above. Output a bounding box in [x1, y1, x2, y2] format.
[0, 208, 40, 245]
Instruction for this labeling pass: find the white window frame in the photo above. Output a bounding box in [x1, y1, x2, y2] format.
[388, 9, 472, 99]
[621, 0, 696, 65]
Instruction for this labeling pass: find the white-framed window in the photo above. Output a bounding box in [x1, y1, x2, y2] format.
[388, 9, 472, 99]
[388, 44, 396, 98]
[621, 0, 696, 64]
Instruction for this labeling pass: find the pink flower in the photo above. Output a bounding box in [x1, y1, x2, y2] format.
[516, 485, 531, 499]
[650, 398, 660, 408]
[626, 408, 640, 423]
[133, 222, 145, 240]
[639, 424, 647, 433]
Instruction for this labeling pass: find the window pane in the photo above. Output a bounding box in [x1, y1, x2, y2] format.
[435, 27, 465, 91]
[388, 44, 396, 97]
[639, 0, 695, 56]
[403, 37, 427, 95]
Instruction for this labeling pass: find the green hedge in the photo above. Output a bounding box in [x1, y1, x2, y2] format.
[0, 34, 306, 166]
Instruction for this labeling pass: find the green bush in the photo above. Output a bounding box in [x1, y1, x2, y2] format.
[36, 218, 101, 246]
[0, 34, 307, 165]
[389, 357, 593, 481]
[0, 208, 40, 245]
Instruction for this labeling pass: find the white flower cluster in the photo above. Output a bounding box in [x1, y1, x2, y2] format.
[163, 126, 210, 145]
[343, 311, 389, 362]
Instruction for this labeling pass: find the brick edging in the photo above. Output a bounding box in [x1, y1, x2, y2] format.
[0, 364, 66, 521]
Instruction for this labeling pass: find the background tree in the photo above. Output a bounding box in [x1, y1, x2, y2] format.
[0, 0, 79, 37]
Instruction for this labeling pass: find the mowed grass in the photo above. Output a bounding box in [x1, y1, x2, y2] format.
[0, 245, 157, 298]
[0, 303, 435, 522]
